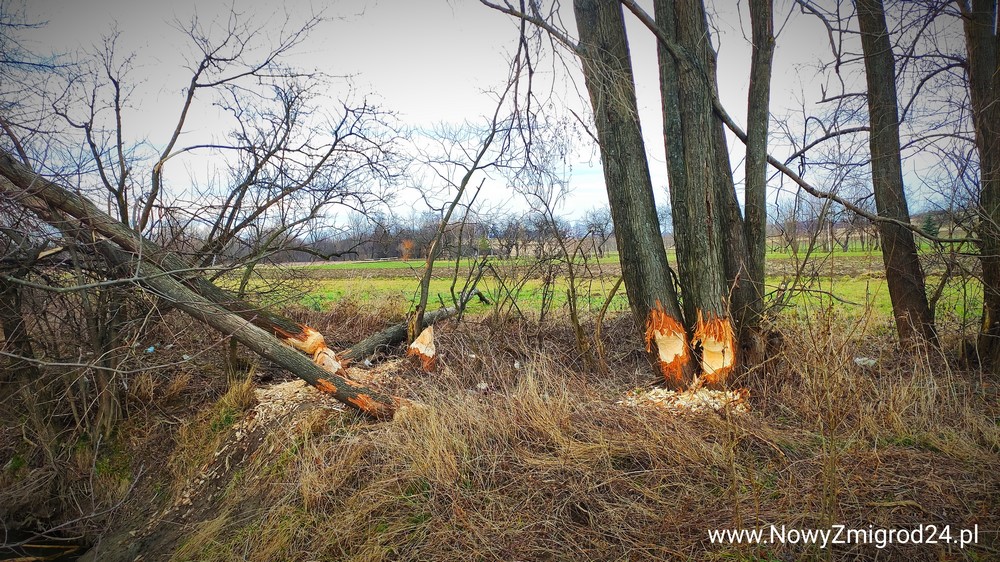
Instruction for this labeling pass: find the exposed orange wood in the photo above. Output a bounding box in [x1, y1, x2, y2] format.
[693, 311, 735, 386]
[644, 301, 689, 388]
[407, 325, 437, 372]
[314, 378, 338, 393]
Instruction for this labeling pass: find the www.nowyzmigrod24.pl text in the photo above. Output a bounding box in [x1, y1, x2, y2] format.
[708, 524, 979, 549]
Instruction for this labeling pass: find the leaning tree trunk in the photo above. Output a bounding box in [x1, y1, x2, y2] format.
[0, 153, 399, 418]
[98, 242, 398, 418]
[960, 0, 1000, 369]
[573, 0, 692, 386]
[654, 0, 736, 385]
[857, 0, 936, 345]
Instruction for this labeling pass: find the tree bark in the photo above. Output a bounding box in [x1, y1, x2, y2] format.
[345, 306, 457, 363]
[0, 151, 319, 346]
[573, 0, 692, 383]
[959, 0, 1000, 368]
[99, 243, 397, 418]
[743, 0, 775, 330]
[857, 0, 936, 344]
[653, 0, 739, 384]
[654, 0, 728, 324]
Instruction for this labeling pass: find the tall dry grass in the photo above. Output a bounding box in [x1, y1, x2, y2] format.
[159, 308, 998, 562]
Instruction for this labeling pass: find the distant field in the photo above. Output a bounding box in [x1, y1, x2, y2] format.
[247, 248, 983, 327]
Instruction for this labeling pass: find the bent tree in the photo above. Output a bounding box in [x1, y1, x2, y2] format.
[0, 151, 398, 419]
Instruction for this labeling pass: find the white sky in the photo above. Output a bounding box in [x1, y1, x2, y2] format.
[24, 0, 853, 221]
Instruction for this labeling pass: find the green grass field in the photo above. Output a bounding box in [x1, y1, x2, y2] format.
[243, 247, 984, 329]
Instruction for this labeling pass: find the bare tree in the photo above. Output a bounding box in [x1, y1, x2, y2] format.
[958, 0, 1000, 366]
[857, 0, 936, 344]
[407, 88, 515, 342]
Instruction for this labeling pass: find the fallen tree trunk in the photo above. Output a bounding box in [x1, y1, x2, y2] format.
[344, 306, 457, 363]
[98, 243, 397, 419]
[0, 151, 315, 348]
[0, 153, 399, 418]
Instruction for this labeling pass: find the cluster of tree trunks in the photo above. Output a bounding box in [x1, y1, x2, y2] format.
[574, 0, 766, 387]
[0, 150, 458, 419]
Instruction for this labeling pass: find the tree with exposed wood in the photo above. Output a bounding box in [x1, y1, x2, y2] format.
[571, 0, 692, 385]
[652, 0, 744, 383]
[856, 0, 936, 345]
[0, 152, 406, 418]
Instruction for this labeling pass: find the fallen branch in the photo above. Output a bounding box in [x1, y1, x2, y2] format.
[116, 241, 397, 418]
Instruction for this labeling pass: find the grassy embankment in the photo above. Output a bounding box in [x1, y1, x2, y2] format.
[6, 247, 996, 561]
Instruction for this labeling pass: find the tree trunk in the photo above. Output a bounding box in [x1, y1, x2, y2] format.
[655, 0, 727, 323]
[959, 0, 1000, 369]
[743, 0, 775, 330]
[573, 0, 692, 385]
[345, 306, 457, 363]
[99, 243, 397, 418]
[654, 0, 737, 384]
[0, 153, 396, 418]
[857, 0, 936, 344]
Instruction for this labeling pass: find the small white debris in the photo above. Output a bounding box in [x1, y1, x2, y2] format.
[513, 361, 521, 369]
[853, 356, 878, 368]
[476, 382, 489, 392]
[619, 387, 749, 414]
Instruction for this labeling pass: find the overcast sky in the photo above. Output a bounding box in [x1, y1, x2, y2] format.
[24, 0, 844, 220]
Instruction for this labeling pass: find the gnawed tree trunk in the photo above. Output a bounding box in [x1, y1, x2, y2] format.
[653, 0, 737, 384]
[99, 243, 398, 418]
[346, 306, 456, 363]
[959, 0, 1000, 369]
[573, 0, 693, 385]
[407, 325, 437, 372]
[0, 151, 399, 418]
[857, 0, 936, 345]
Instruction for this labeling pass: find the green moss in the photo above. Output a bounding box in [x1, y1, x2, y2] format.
[5, 453, 26, 472]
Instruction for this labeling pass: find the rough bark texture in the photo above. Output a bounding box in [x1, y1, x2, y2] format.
[654, 0, 729, 324]
[573, 0, 689, 375]
[743, 0, 774, 330]
[857, 0, 936, 344]
[0, 152, 397, 418]
[0, 275, 39, 381]
[0, 151, 310, 341]
[960, 0, 1000, 368]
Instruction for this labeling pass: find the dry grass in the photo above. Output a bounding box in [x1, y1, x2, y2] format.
[168, 374, 258, 489]
[141, 310, 999, 562]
